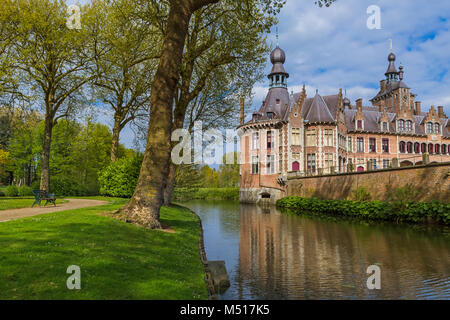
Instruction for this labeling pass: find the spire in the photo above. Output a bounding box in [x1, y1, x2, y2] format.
[385, 48, 399, 83]
[268, 40, 289, 89]
[276, 26, 279, 46]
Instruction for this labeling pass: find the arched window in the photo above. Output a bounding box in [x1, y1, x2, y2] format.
[414, 142, 420, 154]
[421, 143, 427, 153]
[397, 120, 405, 131]
[428, 143, 434, 154]
[434, 123, 440, 134]
[435, 144, 440, 154]
[406, 120, 413, 131]
[426, 122, 433, 134]
[407, 142, 413, 153]
[442, 144, 447, 155]
[399, 141, 406, 153]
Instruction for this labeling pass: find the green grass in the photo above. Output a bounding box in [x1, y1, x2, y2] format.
[0, 198, 68, 211]
[0, 198, 208, 299]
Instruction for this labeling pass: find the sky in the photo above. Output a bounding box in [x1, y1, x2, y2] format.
[70, 0, 450, 149]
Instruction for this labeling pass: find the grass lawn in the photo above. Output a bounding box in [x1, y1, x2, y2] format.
[0, 198, 208, 300]
[0, 198, 68, 211]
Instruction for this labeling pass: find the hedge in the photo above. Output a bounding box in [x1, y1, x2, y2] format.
[276, 196, 450, 225]
[173, 187, 239, 202]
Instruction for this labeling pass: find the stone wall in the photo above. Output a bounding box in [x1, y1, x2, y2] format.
[287, 163, 450, 202]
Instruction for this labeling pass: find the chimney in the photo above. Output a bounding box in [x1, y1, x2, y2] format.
[356, 98, 363, 110]
[415, 101, 421, 115]
[240, 97, 245, 126]
[380, 80, 386, 92]
[438, 106, 446, 118]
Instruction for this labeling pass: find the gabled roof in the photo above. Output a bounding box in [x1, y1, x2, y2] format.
[302, 93, 335, 124]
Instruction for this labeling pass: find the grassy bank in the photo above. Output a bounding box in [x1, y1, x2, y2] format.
[0, 198, 208, 299]
[173, 187, 239, 202]
[277, 196, 450, 225]
[0, 198, 68, 210]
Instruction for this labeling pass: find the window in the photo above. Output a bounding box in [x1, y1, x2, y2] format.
[414, 143, 420, 154]
[266, 155, 275, 174]
[267, 112, 274, 119]
[267, 131, 274, 149]
[307, 154, 316, 173]
[407, 142, 413, 153]
[434, 123, 440, 134]
[397, 120, 405, 131]
[382, 139, 389, 153]
[291, 128, 301, 146]
[370, 159, 377, 170]
[252, 132, 259, 150]
[428, 143, 433, 154]
[348, 137, 352, 152]
[443, 144, 447, 155]
[421, 143, 427, 153]
[357, 120, 363, 129]
[325, 153, 333, 171]
[251, 156, 259, 174]
[369, 138, 376, 153]
[382, 159, 390, 169]
[306, 129, 316, 146]
[357, 137, 364, 153]
[382, 122, 388, 131]
[426, 122, 433, 134]
[399, 141, 406, 153]
[435, 144, 440, 154]
[324, 129, 333, 146]
[406, 120, 413, 132]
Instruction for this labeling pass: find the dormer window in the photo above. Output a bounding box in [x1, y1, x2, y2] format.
[382, 122, 388, 131]
[434, 123, 440, 134]
[405, 120, 412, 132]
[267, 112, 274, 119]
[357, 120, 363, 130]
[397, 119, 405, 131]
[426, 122, 433, 134]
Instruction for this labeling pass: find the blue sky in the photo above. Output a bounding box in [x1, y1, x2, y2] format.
[71, 0, 450, 149]
[252, 0, 450, 116]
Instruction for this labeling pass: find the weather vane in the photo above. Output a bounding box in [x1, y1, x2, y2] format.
[276, 26, 279, 46]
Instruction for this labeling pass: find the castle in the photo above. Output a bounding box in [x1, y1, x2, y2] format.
[238, 45, 450, 203]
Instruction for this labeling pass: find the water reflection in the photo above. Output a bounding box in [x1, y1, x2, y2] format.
[182, 200, 450, 300]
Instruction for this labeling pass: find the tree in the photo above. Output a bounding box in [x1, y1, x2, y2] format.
[217, 152, 240, 188]
[162, 0, 272, 204]
[122, 0, 226, 229]
[1, 0, 100, 191]
[92, 0, 161, 162]
[123, 0, 335, 229]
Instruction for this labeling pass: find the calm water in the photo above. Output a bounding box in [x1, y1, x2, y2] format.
[182, 200, 450, 300]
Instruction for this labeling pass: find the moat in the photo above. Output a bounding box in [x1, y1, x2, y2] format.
[182, 200, 450, 300]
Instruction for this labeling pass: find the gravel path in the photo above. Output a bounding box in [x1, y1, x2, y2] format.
[0, 198, 109, 222]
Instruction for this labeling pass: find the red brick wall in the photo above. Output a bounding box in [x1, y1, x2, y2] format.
[287, 163, 450, 202]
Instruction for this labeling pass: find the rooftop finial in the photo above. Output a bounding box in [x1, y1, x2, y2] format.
[276, 26, 279, 46]
[389, 38, 393, 52]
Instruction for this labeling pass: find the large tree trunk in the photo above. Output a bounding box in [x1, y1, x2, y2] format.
[163, 163, 176, 206]
[121, 2, 194, 229]
[111, 115, 122, 162]
[40, 114, 53, 192]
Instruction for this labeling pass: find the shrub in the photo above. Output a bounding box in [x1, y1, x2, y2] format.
[4, 185, 18, 197]
[353, 187, 371, 201]
[98, 155, 143, 198]
[18, 186, 33, 197]
[276, 196, 450, 225]
[50, 176, 88, 196]
[173, 187, 239, 201]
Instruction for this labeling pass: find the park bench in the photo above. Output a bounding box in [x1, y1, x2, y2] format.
[32, 190, 56, 208]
